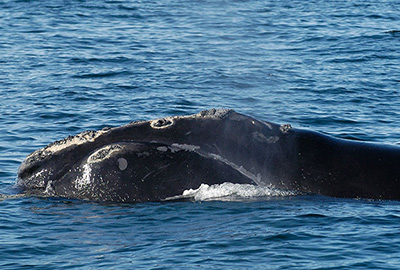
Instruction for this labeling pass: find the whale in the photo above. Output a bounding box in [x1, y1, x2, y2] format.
[17, 109, 400, 202]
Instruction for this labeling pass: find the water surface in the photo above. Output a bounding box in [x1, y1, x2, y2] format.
[1, 0, 400, 269]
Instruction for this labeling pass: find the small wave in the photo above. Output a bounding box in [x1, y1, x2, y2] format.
[165, 182, 299, 202]
[72, 70, 132, 79]
[0, 193, 28, 202]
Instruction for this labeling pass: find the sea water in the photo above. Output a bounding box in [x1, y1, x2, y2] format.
[1, 0, 400, 269]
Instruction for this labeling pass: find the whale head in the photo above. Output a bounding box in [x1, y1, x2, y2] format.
[17, 109, 291, 202]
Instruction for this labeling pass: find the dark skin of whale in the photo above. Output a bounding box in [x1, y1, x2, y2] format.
[17, 109, 400, 202]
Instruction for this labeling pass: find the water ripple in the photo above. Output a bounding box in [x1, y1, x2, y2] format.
[1, 0, 400, 268]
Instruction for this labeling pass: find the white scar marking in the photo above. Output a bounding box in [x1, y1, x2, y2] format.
[118, 158, 128, 171]
[208, 153, 262, 185]
[157, 144, 200, 153]
[156, 146, 168, 152]
[170, 143, 200, 152]
[252, 132, 279, 143]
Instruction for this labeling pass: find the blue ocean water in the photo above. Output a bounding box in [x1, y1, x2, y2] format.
[1, 0, 400, 269]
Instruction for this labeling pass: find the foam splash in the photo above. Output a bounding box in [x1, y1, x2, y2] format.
[165, 182, 299, 202]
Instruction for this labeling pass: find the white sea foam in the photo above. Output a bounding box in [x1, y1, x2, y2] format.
[165, 182, 299, 202]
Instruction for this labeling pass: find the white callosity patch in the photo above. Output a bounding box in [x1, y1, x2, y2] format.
[88, 144, 124, 164]
[150, 117, 175, 129]
[74, 164, 92, 190]
[166, 182, 299, 201]
[45, 129, 110, 154]
[117, 157, 128, 171]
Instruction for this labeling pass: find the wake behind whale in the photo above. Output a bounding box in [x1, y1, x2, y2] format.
[17, 109, 400, 202]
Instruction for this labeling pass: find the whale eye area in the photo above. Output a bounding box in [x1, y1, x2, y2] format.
[150, 118, 174, 129]
[117, 157, 128, 171]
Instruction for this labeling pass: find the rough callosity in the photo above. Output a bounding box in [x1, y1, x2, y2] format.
[198, 108, 233, 118]
[148, 109, 234, 129]
[22, 109, 232, 165]
[21, 129, 109, 167]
